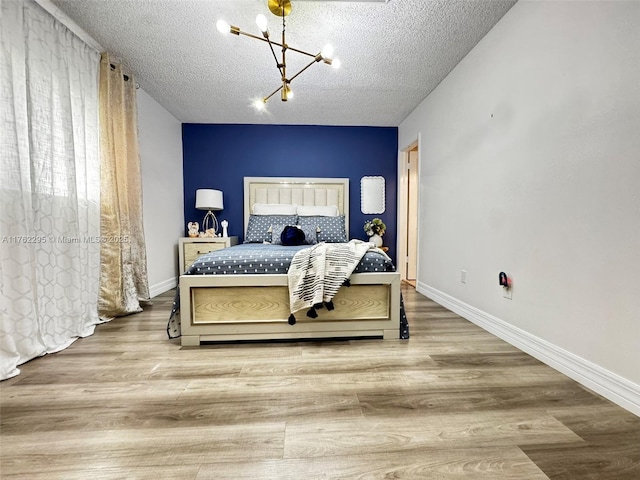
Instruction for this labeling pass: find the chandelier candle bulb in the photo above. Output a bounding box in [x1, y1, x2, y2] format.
[321, 44, 334, 60]
[256, 14, 268, 33]
[216, 19, 230, 34]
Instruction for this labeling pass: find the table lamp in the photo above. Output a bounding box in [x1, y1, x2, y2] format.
[195, 189, 224, 235]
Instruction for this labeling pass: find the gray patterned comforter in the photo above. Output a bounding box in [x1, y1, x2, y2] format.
[185, 243, 395, 275]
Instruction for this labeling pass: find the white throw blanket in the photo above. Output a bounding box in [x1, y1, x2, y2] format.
[287, 240, 375, 318]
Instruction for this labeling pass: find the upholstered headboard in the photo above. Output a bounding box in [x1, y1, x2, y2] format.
[243, 177, 350, 236]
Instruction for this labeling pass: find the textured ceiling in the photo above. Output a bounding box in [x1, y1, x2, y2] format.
[50, 0, 516, 126]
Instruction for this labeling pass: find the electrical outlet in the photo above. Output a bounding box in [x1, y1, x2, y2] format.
[461, 270, 467, 284]
[503, 287, 512, 300]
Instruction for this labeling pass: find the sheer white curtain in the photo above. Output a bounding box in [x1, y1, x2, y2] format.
[0, 0, 101, 380]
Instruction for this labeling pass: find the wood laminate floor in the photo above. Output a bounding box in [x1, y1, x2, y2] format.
[1, 285, 638, 479]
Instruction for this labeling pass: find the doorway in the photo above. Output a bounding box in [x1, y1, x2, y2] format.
[398, 140, 419, 287]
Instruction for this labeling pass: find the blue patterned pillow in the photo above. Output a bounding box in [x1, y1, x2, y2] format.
[271, 224, 318, 245]
[298, 224, 319, 245]
[244, 215, 297, 243]
[297, 215, 347, 243]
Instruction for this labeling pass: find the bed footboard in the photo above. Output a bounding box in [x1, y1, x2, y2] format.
[179, 272, 401, 345]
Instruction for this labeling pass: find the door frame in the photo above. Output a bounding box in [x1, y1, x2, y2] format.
[397, 135, 420, 283]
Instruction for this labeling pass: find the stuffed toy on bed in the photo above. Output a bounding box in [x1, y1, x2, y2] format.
[280, 225, 305, 246]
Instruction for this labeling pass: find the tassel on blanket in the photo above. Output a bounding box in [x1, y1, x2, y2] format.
[307, 308, 318, 318]
[324, 301, 334, 311]
[288, 314, 296, 325]
[343, 279, 351, 287]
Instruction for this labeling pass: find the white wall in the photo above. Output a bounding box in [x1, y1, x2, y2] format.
[137, 89, 184, 297]
[399, 0, 640, 413]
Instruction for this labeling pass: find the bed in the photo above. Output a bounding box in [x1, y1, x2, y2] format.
[168, 177, 407, 346]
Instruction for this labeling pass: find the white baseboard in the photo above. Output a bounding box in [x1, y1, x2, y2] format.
[148, 277, 177, 299]
[417, 282, 640, 417]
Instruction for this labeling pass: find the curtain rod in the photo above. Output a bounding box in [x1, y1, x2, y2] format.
[34, 0, 103, 52]
[35, 0, 140, 89]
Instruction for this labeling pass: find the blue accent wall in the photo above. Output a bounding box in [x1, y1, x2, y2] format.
[182, 123, 399, 262]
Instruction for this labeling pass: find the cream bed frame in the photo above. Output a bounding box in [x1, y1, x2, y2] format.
[179, 177, 401, 346]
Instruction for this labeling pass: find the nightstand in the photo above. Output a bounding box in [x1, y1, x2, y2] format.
[179, 236, 238, 272]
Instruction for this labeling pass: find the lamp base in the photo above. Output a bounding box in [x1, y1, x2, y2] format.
[202, 210, 219, 236]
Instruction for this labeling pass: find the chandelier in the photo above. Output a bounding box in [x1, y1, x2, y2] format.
[216, 0, 340, 110]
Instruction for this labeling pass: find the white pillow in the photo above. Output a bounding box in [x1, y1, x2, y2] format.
[297, 205, 339, 217]
[252, 203, 298, 215]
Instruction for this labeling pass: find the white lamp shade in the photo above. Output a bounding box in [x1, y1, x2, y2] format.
[195, 189, 224, 211]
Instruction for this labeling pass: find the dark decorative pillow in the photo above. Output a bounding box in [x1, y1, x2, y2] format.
[271, 224, 318, 245]
[280, 225, 306, 246]
[298, 215, 347, 243]
[244, 214, 297, 243]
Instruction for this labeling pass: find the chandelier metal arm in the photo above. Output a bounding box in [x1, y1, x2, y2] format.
[266, 39, 284, 76]
[288, 57, 321, 83]
[280, 44, 316, 59]
[234, 29, 316, 59]
[263, 84, 284, 103]
[261, 54, 319, 103]
[235, 29, 272, 44]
